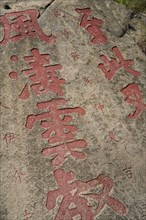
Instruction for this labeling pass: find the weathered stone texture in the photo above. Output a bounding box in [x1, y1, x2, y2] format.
[0, 0, 146, 220]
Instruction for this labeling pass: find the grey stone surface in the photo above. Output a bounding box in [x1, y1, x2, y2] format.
[0, 0, 146, 220]
[0, 0, 54, 15]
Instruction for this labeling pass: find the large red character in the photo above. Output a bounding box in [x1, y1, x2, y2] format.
[9, 49, 65, 99]
[76, 8, 108, 44]
[99, 47, 141, 80]
[121, 83, 146, 119]
[0, 10, 56, 45]
[22, 48, 65, 97]
[46, 169, 128, 220]
[26, 99, 87, 165]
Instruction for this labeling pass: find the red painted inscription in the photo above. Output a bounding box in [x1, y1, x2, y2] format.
[96, 103, 104, 112]
[76, 8, 108, 44]
[0, 10, 56, 45]
[42, 139, 87, 166]
[61, 29, 70, 39]
[26, 99, 87, 165]
[9, 49, 65, 99]
[121, 83, 146, 119]
[46, 169, 128, 220]
[99, 47, 141, 80]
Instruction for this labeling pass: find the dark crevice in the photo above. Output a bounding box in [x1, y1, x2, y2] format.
[130, 12, 137, 19]
[128, 23, 136, 31]
[38, 0, 56, 18]
[4, 4, 11, 10]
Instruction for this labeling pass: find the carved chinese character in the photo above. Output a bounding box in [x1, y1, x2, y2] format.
[121, 83, 146, 119]
[9, 49, 65, 99]
[26, 98, 85, 143]
[123, 165, 132, 178]
[46, 169, 128, 220]
[23, 210, 32, 220]
[0, 10, 56, 45]
[42, 139, 87, 166]
[71, 52, 80, 61]
[3, 133, 15, 145]
[14, 169, 26, 183]
[26, 99, 87, 165]
[108, 131, 119, 142]
[76, 8, 108, 44]
[99, 47, 141, 80]
[22, 48, 65, 97]
[96, 103, 104, 112]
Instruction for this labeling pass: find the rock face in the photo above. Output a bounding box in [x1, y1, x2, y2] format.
[0, 0, 145, 220]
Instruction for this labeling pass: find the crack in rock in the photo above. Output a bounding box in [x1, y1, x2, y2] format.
[39, 0, 57, 17]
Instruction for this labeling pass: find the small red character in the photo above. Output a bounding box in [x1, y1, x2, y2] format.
[99, 47, 141, 80]
[123, 165, 132, 179]
[121, 83, 146, 119]
[14, 170, 26, 183]
[9, 49, 65, 99]
[23, 210, 32, 220]
[46, 169, 128, 220]
[82, 77, 93, 85]
[108, 131, 118, 142]
[54, 9, 64, 17]
[3, 133, 15, 145]
[61, 29, 70, 39]
[76, 8, 108, 44]
[71, 52, 80, 61]
[0, 10, 56, 45]
[96, 103, 104, 112]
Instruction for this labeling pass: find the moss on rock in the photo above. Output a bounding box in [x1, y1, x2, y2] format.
[115, 0, 146, 13]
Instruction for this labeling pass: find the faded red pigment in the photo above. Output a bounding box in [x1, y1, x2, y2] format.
[99, 46, 141, 80]
[121, 83, 146, 119]
[0, 10, 56, 45]
[76, 8, 108, 44]
[96, 103, 104, 112]
[14, 170, 26, 184]
[23, 210, 32, 220]
[108, 131, 118, 142]
[71, 52, 80, 61]
[46, 169, 128, 220]
[3, 133, 15, 145]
